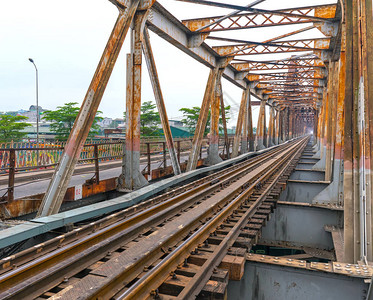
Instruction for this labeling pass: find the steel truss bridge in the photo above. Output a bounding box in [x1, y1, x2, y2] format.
[0, 0, 372, 299]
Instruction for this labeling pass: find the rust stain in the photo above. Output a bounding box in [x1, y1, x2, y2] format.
[182, 20, 211, 32]
[314, 5, 337, 19]
[212, 46, 236, 56]
[0, 178, 117, 219]
[315, 39, 330, 50]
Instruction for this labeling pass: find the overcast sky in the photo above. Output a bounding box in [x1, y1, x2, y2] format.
[0, 0, 335, 127]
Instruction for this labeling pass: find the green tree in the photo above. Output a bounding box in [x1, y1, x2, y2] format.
[0, 115, 31, 142]
[124, 101, 161, 136]
[42, 102, 102, 140]
[180, 105, 231, 135]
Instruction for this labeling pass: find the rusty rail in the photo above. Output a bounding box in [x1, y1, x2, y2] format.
[0, 137, 307, 299]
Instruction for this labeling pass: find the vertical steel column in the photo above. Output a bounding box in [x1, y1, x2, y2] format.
[218, 83, 230, 158]
[288, 108, 294, 139]
[142, 27, 181, 175]
[119, 11, 149, 191]
[313, 101, 324, 155]
[232, 87, 249, 157]
[325, 61, 339, 181]
[186, 68, 219, 171]
[312, 41, 346, 205]
[241, 88, 250, 154]
[313, 73, 331, 170]
[285, 107, 290, 141]
[280, 109, 285, 142]
[344, 0, 373, 263]
[206, 70, 224, 165]
[37, 0, 140, 217]
[247, 92, 254, 151]
[275, 108, 280, 145]
[255, 100, 266, 150]
[313, 107, 319, 145]
[267, 105, 275, 147]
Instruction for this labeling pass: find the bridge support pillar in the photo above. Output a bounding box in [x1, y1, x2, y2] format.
[313, 91, 326, 159]
[275, 108, 280, 145]
[205, 70, 223, 166]
[313, 83, 329, 171]
[255, 100, 267, 150]
[232, 87, 250, 157]
[218, 81, 230, 158]
[313, 51, 345, 205]
[247, 92, 254, 152]
[119, 11, 149, 190]
[267, 105, 275, 147]
[344, 0, 373, 264]
[288, 108, 294, 139]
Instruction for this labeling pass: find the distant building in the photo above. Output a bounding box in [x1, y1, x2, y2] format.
[97, 117, 113, 128]
[160, 126, 192, 138]
[112, 118, 125, 128]
[20, 122, 56, 141]
[17, 105, 46, 122]
[169, 120, 184, 127]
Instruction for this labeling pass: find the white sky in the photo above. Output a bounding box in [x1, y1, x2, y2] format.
[0, 0, 335, 128]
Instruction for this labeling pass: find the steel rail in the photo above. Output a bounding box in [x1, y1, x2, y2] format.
[79, 141, 303, 299]
[175, 136, 308, 299]
[0, 142, 297, 299]
[114, 137, 308, 300]
[0, 142, 284, 273]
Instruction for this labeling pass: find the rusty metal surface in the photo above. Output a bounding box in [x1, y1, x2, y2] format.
[0, 138, 306, 299]
[247, 253, 373, 279]
[37, 0, 142, 217]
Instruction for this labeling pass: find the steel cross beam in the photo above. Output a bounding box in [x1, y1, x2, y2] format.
[212, 38, 331, 56]
[181, 2, 337, 33]
[147, 2, 247, 91]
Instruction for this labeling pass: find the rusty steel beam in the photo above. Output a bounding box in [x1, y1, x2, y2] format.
[241, 87, 250, 154]
[232, 87, 249, 158]
[142, 27, 181, 175]
[275, 108, 280, 144]
[147, 2, 247, 91]
[119, 11, 150, 191]
[267, 105, 275, 147]
[181, 2, 337, 33]
[186, 68, 219, 171]
[247, 92, 254, 151]
[255, 100, 267, 150]
[212, 38, 331, 57]
[37, 0, 141, 217]
[206, 69, 224, 165]
[184, 0, 265, 33]
[218, 81, 230, 158]
[343, 0, 373, 264]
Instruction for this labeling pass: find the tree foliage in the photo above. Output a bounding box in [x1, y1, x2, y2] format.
[124, 101, 161, 137]
[42, 102, 102, 141]
[0, 115, 31, 142]
[180, 105, 231, 135]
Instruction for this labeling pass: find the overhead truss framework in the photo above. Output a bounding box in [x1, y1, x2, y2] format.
[177, 0, 340, 115]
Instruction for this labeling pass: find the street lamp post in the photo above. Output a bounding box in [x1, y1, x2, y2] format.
[29, 58, 39, 165]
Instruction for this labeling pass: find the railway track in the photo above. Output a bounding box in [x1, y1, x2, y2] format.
[0, 136, 308, 299]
